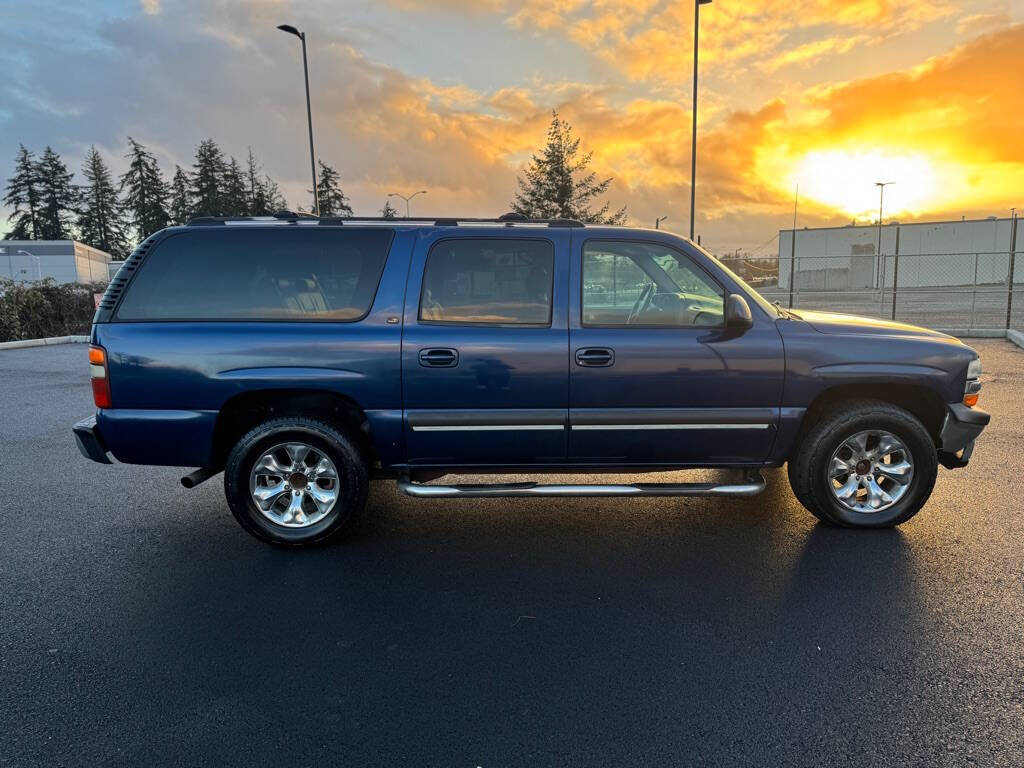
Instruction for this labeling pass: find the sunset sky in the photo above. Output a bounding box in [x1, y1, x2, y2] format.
[2, 0, 1023, 251]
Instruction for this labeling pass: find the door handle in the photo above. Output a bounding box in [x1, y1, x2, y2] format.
[418, 348, 459, 368]
[575, 347, 614, 367]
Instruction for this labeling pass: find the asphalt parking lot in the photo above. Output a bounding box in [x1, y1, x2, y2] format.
[2, 340, 1023, 767]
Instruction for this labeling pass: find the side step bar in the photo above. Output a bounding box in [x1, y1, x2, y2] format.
[397, 473, 765, 499]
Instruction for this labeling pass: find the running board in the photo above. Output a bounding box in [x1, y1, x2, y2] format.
[397, 474, 765, 499]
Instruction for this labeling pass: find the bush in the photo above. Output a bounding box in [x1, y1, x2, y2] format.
[0, 279, 107, 342]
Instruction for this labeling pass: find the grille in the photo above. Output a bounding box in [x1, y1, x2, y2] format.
[97, 235, 157, 312]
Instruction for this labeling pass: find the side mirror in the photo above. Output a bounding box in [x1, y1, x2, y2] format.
[726, 293, 753, 330]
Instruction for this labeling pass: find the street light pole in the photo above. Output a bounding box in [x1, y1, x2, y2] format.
[875, 181, 893, 290]
[655, 215, 668, 230]
[388, 190, 428, 218]
[277, 24, 319, 216]
[689, 0, 712, 242]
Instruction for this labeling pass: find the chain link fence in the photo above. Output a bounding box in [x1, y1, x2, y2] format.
[723, 221, 1022, 331]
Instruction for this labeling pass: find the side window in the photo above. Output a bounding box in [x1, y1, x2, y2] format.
[420, 238, 554, 325]
[116, 228, 393, 321]
[582, 240, 724, 327]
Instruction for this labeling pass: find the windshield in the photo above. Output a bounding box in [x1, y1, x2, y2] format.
[687, 241, 779, 317]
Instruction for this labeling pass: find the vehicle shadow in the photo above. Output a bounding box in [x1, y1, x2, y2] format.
[74, 468, 938, 765]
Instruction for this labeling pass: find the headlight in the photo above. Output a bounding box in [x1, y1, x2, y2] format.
[964, 357, 982, 407]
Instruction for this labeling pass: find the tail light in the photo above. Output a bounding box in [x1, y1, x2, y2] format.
[89, 345, 112, 408]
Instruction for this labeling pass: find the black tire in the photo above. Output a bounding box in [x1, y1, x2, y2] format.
[787, 399, 938, 528]
[224, 417, 368, 546]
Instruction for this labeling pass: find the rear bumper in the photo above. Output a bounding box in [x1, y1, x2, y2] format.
[73, 415, 113, 464]
[937, 403, 990, 469]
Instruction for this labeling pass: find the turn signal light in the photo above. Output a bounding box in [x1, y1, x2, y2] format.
[89, 345, 112, 408]
[963, 393, 979, 408]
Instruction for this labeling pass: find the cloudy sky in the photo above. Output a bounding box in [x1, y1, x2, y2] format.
[2, 0, 1023, 252]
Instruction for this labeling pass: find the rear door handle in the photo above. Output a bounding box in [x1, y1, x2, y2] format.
[418, 348, 459, 368]
[575, 347, 614, 367]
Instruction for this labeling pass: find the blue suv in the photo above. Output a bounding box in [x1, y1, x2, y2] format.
[73, 213, 989, 545]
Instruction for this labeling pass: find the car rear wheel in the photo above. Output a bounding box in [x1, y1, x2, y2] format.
[224, 417, 368, 546]
[788, 399, 938, 528]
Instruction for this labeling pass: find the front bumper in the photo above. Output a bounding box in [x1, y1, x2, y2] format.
[73, 415, 112, 464]
[937, 403, 990, 469]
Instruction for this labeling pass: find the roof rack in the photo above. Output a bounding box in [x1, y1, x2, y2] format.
[186, 211, 587, 228]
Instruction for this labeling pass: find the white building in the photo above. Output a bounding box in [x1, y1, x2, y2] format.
[777, 216, 1022, 290]
[0, 240, 113, 284]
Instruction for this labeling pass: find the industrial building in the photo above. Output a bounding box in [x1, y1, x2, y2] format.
[777, 216, 1022, 291]
[0, 240, 113, 284]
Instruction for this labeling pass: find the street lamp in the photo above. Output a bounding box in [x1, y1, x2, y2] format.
[655, 215, 669, 230]
[874, 181, 894, 294]
[277, 23, 320, 216]
[689, 0, 712, 241]
[388, 190, 427, 218]
[17, 249, 41, 280]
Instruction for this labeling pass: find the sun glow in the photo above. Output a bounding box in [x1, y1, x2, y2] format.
[789, 150, 947, 219]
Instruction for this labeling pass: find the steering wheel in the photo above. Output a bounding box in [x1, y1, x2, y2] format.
[626, 283, 655, 325]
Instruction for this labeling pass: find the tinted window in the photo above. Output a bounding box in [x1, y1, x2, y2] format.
[116, 228, 393, 321]
[420, 239, 553, 325]
[582, 240, 724, 327]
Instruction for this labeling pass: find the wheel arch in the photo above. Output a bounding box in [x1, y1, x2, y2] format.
[211, 388, 374, 468]
[795, 383, 946, 450]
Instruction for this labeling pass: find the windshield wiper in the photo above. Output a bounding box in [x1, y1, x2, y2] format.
[773, 301, 800, 320]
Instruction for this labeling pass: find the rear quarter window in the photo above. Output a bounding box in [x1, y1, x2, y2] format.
[115, 228, 393, 321]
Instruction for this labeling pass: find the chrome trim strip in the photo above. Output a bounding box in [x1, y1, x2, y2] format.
[570, 423, 771, 430]
[411, 424, 565, 432]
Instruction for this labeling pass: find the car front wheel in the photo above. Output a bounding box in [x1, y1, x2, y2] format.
[788, 399, 938, 528]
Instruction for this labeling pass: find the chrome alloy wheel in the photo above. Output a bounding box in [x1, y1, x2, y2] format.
[828, 429, 914, 514]
[249, 442, 340, 528]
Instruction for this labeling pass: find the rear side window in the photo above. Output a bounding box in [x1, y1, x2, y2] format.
[115, 228, 393, 321]
[419, 238, 553, 325]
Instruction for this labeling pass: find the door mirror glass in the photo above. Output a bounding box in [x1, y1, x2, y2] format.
[726, 293, 753, 329]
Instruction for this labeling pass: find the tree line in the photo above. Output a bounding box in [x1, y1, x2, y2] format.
[2, 139, 358, 259]
[3, 111, 625, 260]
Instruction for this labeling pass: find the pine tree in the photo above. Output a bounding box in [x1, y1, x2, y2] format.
[380, 200, 399, 219]
[244, 148, 268, 215]
[262, 176, 288, 213]
[190, 139, 227, 218]
[3, 145, 43, 239]
[77, 146, 129, 258]
[37, 146, 77, 239]
[169, 165, 192, 225]
[222, 156, 248, 216]
[314, 161, 353, 217]
[512, 111, 626, 224]
[120, 137, 169, 240]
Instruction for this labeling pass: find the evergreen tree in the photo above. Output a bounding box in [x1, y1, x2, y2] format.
[262, 176, 288, 213]
[244, 147, 269, 215]
[314, 161, 353, 217]
[169, 165, 192, 225]
[380, 200, 399, 219]
[222, 156, 248, 216]
[190, 139, 227, 217]
[37, 146, 77, 239]
[3, 145, 43, 239]
[77, 146, 129, 258]
[120, 137, 169, 240]
[511, 111, 626, 224]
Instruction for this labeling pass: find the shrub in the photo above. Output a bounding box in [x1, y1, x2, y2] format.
[0, 279, 106, 342]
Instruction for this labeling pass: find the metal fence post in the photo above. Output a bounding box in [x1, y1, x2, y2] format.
[891, 226, 900, 321]
[787, 229, 797, 308]
[1007, 214, 1018, 330]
